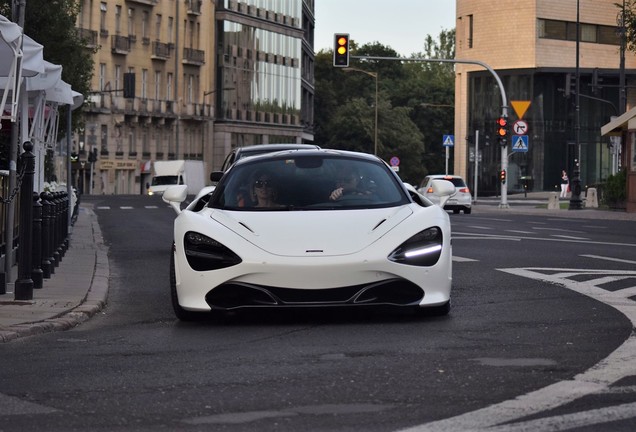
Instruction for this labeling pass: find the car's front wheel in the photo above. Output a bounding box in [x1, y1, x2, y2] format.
[170, 245, 206, 321]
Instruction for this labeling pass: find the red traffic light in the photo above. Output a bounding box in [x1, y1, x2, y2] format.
[496, 116, 508, 136]
[333, 33, 350, 67]
[499, 169, 506, 184]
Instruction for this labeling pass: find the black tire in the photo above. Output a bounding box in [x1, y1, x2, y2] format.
[464, 207, 472, 214]
[170, 246, 205, 321]
[453, 209, 460, 214]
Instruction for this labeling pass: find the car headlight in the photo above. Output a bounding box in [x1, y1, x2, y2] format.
[183, 231, 242, 271]
[388, 227, 443, 266]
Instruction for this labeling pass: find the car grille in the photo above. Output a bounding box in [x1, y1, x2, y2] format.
[205, 279, 424, 310]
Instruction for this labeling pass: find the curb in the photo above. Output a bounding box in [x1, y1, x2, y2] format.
[0, 206, 109, 343]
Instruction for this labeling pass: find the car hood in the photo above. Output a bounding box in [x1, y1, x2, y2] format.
[209, 206, 415, 257]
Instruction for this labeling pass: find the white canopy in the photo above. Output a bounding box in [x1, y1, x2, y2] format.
[1, 14, 46, 123]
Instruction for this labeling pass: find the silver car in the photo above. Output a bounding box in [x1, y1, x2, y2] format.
[418, 175, 472, 214]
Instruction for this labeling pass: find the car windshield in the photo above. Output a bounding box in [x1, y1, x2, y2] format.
[208, 154, 410, 210]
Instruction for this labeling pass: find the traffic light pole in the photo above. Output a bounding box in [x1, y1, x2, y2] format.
[352, 56, 510, 208]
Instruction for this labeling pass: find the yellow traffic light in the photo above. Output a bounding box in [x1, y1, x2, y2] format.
[333, 33, 350, 67]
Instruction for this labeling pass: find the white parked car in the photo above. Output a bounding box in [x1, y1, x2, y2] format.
[418, 175, 472, 214]
[163, 149, 455, 321]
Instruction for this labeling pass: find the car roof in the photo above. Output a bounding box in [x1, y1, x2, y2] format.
[235, 143, 320, 156]
[232, 148, 382, 167]
[427, 174, 464, 179]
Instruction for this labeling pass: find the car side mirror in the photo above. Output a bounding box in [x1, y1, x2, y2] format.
[162, 185, 188, 214]
[431, 179, 456, 208]
[210, 171, 223, 182]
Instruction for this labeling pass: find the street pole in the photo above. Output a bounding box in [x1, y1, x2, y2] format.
[569, 0, 583, 210]
[474, 130, 479, 203]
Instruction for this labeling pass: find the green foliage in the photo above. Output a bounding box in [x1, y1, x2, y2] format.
[602, 169, 627, 207]
[314, 29, 455, 184]
[621, 1, 636, 53]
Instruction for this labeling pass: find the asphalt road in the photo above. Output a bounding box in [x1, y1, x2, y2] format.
[0, 195, 634, 432]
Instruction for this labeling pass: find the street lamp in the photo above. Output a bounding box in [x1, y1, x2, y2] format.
[343, 67, 378, 156]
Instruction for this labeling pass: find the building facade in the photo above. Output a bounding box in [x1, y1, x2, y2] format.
[74, 0, 314, 195]
[455, 0, 636, 195]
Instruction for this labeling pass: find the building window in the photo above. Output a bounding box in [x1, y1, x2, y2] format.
[468, 14, 473, 49]
[141, 69, 148, 99]
[167, 73, 173, 100]
[128, 128, 136, 153]
[99, 63, 106, 91]
[142, 10, 149, 39]
[101, 124, 108, 152]
[155, 14, 162, 40]
[100, 2, 107, 32]
[115, 5, 122, 34]
[155, 71, 161, 99]
[115, 65, 121, 96]
[128, 8, 135, 37]
[538, 19, 620, 45]
[168, 17, 174, 44]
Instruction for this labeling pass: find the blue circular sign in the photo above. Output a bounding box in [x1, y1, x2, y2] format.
[390, 156, 400, 167]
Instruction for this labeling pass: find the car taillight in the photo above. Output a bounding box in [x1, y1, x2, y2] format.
[427, 187, 434, 193]
[459, 187, 470, 193]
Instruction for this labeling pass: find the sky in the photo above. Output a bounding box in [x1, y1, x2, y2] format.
[314, 1, 456, 57]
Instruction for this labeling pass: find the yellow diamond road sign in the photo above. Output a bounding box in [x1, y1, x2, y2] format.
[511, 100, 531, 119]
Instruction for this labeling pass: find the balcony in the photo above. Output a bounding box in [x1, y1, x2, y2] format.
[111, 35, 131, 54]
[125, 0, 158, 5]
[151, 41, 171, 60]
[186, 0, 202, 15]
[182, 47, 205, 66]
[77, 28, 98, 48]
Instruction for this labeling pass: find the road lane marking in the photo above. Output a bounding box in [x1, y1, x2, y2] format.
[120, 206, 134, 209]
[581, 254, 636, 265]
[397, 267, 636, 432]
[533, 227, 584, 233]
[96, 206, 110, 210]
[551, 234, 589, 240]
[505, 230, 536, 234]
[453, 256, 478, 262]
[0, 393, 58, 415]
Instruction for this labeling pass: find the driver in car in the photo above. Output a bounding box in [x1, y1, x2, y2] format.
[329, 170, 373, 201]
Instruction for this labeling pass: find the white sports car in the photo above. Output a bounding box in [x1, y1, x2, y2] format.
[163, 149, 455, 321]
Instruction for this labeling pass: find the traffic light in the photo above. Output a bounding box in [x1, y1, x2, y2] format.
[333, 33, 350, 67]
[496, 116, 508, 146]
[500, 169, 506, 184]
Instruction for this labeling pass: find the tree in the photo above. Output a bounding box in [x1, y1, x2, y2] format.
[314, 30, 455, 183]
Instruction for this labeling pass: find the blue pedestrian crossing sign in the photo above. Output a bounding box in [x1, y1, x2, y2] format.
[511, 135, 529, 152]
[442, 135, 455, 147]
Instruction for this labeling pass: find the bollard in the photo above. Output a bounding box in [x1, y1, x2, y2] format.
[31, 192, 43, 289]
[40, 192, 52, 278]
[547, 192, 560, 210]
[52, 192, 61, 267]
[585, 188, 599, 208]
[15, 142, 35, 300]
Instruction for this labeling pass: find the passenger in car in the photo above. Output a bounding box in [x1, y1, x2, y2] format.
[251, 170, 281, 208]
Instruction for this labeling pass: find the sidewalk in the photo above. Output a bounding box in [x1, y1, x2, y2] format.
[0, 194, 634, 343]
[0, 204, 109, 343]
[472, 191, 636, 221]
